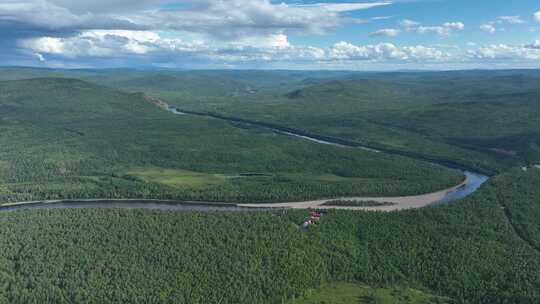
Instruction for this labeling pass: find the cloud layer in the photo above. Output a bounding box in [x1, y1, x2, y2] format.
[4, 0, 540, 69]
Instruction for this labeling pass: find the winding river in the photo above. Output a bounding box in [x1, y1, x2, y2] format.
[0, 104, 489, 212]
[168, 106, 489, 210]
[0, 200, 255, 212]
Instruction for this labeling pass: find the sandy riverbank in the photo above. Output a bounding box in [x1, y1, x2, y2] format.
[238, 175, 471, 212]
[0, 175, 472, 212]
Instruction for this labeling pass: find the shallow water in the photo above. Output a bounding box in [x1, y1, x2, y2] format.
[435, 171, 489, 204]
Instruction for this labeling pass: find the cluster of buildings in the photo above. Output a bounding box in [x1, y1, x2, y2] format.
[302, 211, 323, 228]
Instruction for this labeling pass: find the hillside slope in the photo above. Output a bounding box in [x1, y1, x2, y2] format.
[0, 78, 462, 203]
[155, 72, 540, 173]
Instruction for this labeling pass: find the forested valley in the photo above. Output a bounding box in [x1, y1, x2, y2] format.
[1, 68, 540, 303]
[0, 77, 463, 204]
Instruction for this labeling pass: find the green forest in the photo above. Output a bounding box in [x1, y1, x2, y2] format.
[0, 77, 463, 203]
[0, 169, 539, 303]
[129, 70, 540, 174]
[290, 283, 452, 304]
[1, 68, 540, 303]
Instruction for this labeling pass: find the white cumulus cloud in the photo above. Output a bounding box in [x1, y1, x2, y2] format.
[370, 28, 401, 37]
[496, 16, 524, 24]
[296, 2, 391, 13]
[398, 19, 464, 36]
[20, 30, 206, 57]
[468, 43, 540, 60]
[399, 19, 419, 29]
[480, 23, 496, 34]
[535, 11, 540, 22]
[129, 0, 393, 39]
[20, 29, 451, 65]
[416, 25, 461, 36]
[34, 53, 45, 62]
[324, 42, 447, 61]
[443, 22, 465, 30]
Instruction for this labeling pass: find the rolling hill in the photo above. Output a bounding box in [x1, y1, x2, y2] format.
[0, 77, 462, 203]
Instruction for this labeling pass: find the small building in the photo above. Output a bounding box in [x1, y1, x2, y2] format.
[309, 211, 322, 220]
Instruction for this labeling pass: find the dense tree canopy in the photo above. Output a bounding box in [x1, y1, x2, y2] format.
[0, 170, 539, 303]
[0, 78, 463, 203]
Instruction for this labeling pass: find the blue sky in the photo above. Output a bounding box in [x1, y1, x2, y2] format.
[3, 0, 540, 70]
[342, 0, 540, 46]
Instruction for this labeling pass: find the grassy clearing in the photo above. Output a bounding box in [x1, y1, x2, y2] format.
[127, 167, 226, 188]
[289, 283, 452, 304]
